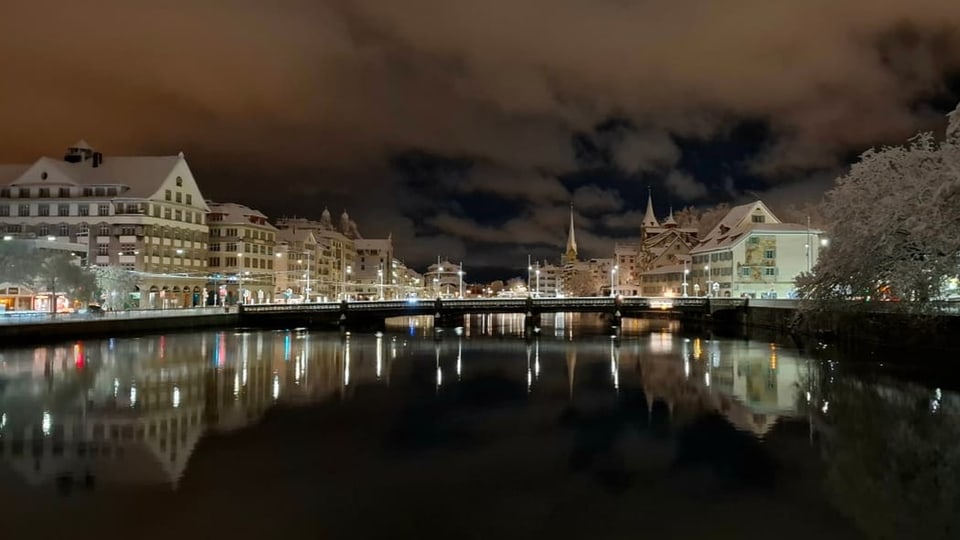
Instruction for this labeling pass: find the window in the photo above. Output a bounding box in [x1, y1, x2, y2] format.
[97, 245, 109, 256]
[58, 187, 70, 197]
[209, 243, 221, 252]
[18, 188, 29, 197]
[226, 228, 238, 237]
[78, 224, 89, 235]
[99, 224, 111, 236]
[748, 236, 759, 245]
[83, 187, 93, 196]
[58, 224, 69, 237]
[175, 192, 182, 203]
[176, 176, 183, 187]
[58, 204, 69, 216]
[0, 188, 9, 197]
[175, 210, 182, 221]
[742, 267, 751, 277]
[186, 194, 192, 205]
[165, 190, 171, 201]
[79, 205, 89, 217]
[225, 257, 237, 267]
[764, 267, 777, 276]
[764, 249, 775, 259]
[38, 204, 49, 217]
[38, 225, 49, 236]
[164, 208, 172, 220]
[0, 205, 7, 217]
[226, 242, 237, 252]
[106, 187, 117, 196]
[209, 257, 221, 267]
[95, 187, 105, 196]
[98, 204, 109, 216]
[120, 226, 135, 236]
[39, 188, 50, 198]
[752, 214, 765, 223]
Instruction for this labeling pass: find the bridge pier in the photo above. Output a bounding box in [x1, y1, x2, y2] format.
[524, 311, 541, 331]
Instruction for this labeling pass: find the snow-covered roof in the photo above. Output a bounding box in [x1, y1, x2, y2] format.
[4, 155, 184, 199]
[642, 192, 660, 228]
[277, 228, 316, 245]
[207, 202, 276, 229]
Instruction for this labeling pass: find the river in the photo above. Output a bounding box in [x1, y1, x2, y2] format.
[0, 314, 957, 539]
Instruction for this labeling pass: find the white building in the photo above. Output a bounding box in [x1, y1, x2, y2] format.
[353, 238, 394, 300]
[275, 229, 318, 302]
[276, 211, 358, 300]
[206, 202, 277, 305]
[683, 201, 822, 298]
[424, 259, 464, 298]
[0, 141, 210, 308]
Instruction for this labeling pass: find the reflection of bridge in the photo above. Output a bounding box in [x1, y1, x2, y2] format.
[240, 297, 749, 330]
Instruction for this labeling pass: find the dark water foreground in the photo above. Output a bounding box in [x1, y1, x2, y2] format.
[0, 314, 957, 539]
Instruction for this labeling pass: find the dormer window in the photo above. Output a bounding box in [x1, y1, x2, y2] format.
[752, 214, 765, 223]
[176, 176, 183, 187]
[18, 188, 29, 197]
[107, 187, 118, 196]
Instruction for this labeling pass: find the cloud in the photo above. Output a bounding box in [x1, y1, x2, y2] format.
[612, 129, 681, 173]
[665, 170, 709, 200]
[3, 1, 960, 269]
[572, 185, 623, 213]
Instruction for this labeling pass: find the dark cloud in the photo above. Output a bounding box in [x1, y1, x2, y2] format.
[3, 1, 960, 268]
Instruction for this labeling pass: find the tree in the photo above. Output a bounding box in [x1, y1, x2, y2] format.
[564, 269, 601, 297]
[797, 113, 960, 311]
[505, 277, 526, 292]
[0, 241, 41, 285]
[488, 280, 505, 295]
[34, 253, 97, 312]
[93, 265, 140, 310]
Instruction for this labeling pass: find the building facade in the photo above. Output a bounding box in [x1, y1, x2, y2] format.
[0, 142, 210, 308]
[275, 210, 358, 301]
[683, 201, 821, 298]
[424, 260, 464, 298]
[206, 202, 277, 305]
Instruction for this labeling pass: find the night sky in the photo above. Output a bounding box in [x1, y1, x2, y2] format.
[3, 1, 960, 278]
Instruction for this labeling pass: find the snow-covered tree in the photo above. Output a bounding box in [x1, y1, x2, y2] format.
[94, 265, 139, 309]
[564, 268, 601, 297]
[797, 105, 960, 311]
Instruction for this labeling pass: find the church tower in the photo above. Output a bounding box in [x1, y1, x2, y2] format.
[641, 189, 662, 241]
[563, 202, 578, 264]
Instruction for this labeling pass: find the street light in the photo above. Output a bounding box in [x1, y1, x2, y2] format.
[682, 260, 690, 297]
[610, 265, 618, 297]
[527, 255, 532, 296]
[535, 264, 541, 298]
[237, 252, 244, 304]
[458, 264, 464, 299]
[704, 265, 710, 297]
[345, 265, 352, 301]
[377, 263, 384, 300]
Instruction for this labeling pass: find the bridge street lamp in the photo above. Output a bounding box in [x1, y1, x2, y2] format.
[378, 263, 384, 301]
[345, 265, 352, 301]
[237, 252, 244, 305]
[535, 264, 541, 298]
[610, 265, 618, 297]
[682, 261, 690, 297]
[704, 265, 710, 298]
[458, 264, 464, 299]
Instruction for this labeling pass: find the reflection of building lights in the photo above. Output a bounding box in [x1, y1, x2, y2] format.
[233, 373, 240, 398]
[693, 339, 702, 360]
[272, 374, 280, 400]
[113, 378, 119, 398]
[242, 358, 248, 386]
[172, 386, 181, 408]
[437, 365, 443, 388]
[130, 385, 137, 407]
[805, 391, 811, 403]
[344, 339, 351, 387]
[0, 412, 6, 430]
[684, 358, 690, 378]
[456, 338, 462, 380]
[42, 412, 52, 436]
[704, 372, 711, 387]
[821, 401, 829, 414]
[376, 334, 383, 380]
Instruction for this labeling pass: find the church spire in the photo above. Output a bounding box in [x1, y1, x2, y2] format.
[642, 188, 660, 229]
[564, 202, 578, 263]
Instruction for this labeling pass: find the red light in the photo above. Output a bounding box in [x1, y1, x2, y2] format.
[74, 342, 85, 369]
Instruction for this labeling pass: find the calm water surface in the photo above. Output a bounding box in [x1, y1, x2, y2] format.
[0, 315, 957, 539]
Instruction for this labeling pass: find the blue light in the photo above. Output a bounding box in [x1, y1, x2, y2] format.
[284, 333, 291, 361]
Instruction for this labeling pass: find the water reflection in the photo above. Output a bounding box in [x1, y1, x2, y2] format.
[0, 318, 957, 538]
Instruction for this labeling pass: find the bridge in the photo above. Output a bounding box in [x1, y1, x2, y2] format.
[238, 296, 749, 331]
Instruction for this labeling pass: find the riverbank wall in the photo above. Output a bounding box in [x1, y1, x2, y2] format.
[0, 311, 240, 345]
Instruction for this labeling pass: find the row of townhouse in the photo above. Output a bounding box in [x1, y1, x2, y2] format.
[0, 142, 424, 308]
